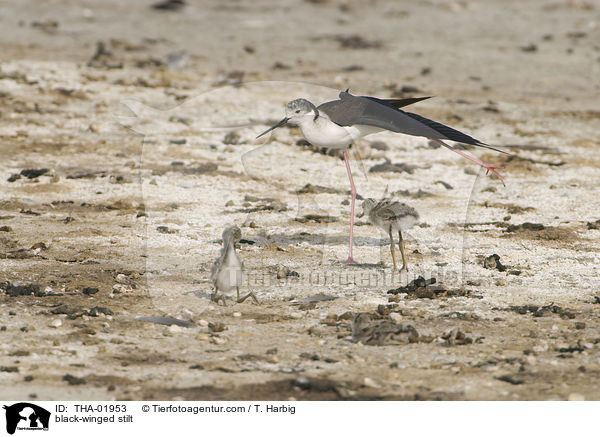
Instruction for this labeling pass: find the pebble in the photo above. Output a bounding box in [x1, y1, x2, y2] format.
[568, 393, 585, 401]
[232, 312, 241, 318]
[208, 322, 226, 332]
[363, 377, 380, 388]
[276, 265, 290, 279]
[390, 312, 403, 322]
[210, 336, 227, 345]
[82, 287, 99, 295]
[50, 319, 62, 328]
[112, 284, 130, 294]
[198, 319, 209, 327]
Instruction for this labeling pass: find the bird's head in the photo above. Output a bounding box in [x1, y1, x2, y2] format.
[256, 98, 318, 139]
[358, 198, 377, 218]
[222, 226, 242, 245]
[285, 98, 318, 123]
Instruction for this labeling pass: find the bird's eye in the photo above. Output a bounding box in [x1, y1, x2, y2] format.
[295, 110, 300, 114]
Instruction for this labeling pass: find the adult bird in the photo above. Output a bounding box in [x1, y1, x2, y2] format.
[257, 90, 505, 264]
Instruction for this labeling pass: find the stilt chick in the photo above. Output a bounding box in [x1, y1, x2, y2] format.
[210, 226, 259, 305]
[360, 199, 419, 272]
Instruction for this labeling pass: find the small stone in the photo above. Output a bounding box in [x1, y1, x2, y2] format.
[50, 319, 63, 328]
[209, 322, 226, 332]
[210, 336, 227, 345]
[232, 312, 242, 318]
[21, 168, 49, 179]
[168, 325, 184, 333]
[62, 374, 86, 385]
[223, 132, 241, 145]
[574, 322, 586, 330]
[88, 306, 114, 317]
[276, 265, 290, 279]
[483, 254, 507, 272]
[520, 43, 538, 52]
[363, 377, 380, 388]
[377, 304, 390, 316]
[198, 319, 209, 327]
[322, 313, 338, 325]
[266, 355, 279, 364]
[390, 312, 403, 322]
[82, 287, 99, 295]
[369, 141, 389, 151]
[112, 284, 130, 294]
[568, 393, 585, 401]
[0, 366, 19, 373]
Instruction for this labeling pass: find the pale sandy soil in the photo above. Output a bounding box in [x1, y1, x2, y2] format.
[0, 0, 599, 400]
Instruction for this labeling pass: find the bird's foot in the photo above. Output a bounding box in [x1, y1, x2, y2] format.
[210, 296, 227, 307]
[398, 264, 408, 273]
[237, 292, 260, 305]
[211, 293, 227, 306]
[341, 257, 358, 265]
[482, 163, 505, 185]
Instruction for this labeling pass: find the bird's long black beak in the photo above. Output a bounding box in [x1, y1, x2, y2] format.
[256, 117, 290, 139]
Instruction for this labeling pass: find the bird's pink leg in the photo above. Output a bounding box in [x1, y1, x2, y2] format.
[342, 150, 357, 264]
[429, 138, 505, 185]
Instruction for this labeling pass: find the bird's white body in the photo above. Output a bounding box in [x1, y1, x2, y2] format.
[210, 226, 258, 305]
[362, 199, 419, 233]
[213, 245, 242, 294]
[294, 113, 382, 149]
[368, 210, 418, 234]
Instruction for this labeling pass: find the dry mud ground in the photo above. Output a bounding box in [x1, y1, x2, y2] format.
[1, 0, 599, 401]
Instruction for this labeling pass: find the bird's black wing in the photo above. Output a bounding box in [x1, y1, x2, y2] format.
[319, 91, 505, 153]
[365, 96, 432, 110]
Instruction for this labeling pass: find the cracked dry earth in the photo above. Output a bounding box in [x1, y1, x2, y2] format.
[1, 0, 600, 401]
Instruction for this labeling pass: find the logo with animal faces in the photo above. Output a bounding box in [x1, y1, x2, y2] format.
[3, 403, 50, 435]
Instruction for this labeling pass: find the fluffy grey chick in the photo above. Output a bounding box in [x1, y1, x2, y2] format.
[210, 226, 258, 305]
[360, 198, 419, 272]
